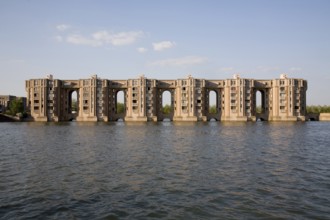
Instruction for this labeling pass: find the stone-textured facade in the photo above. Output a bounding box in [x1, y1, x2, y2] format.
[25, 74, 307, 122]
[0, 95, 26, 113]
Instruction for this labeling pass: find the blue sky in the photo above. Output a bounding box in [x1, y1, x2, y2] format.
[0, 0, 329, 104]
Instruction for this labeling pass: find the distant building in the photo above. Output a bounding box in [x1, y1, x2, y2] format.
[25, 74, 307, 122]
[0, 95, 26, 113]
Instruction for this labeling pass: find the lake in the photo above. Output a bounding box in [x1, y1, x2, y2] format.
[1, 122, 330, 219]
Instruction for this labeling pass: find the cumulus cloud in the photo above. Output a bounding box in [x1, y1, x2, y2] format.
[137, 47, 148, 53]
[152, 41, 176, 51]
[65, 30, 144, 47]
[66, 34, 102, 47]
[150, 56, 208, 67]
[55, 35, 63, 42]
[92, 31, 144, 46]
[56, 24, 70, 31]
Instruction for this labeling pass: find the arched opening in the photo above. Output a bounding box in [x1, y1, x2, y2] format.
[257, 117, 265, 121]
[162, 91, 172, 115]
[209, 90, 217, 113]
[209, 118, 217, 122]
[116, 90, 125, 114]
[256, 90, 263, 114]
[68, 90, 78, 121]
[309, 117, 316, 121]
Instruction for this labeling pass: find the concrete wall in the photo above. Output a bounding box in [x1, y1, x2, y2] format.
[26, 75, 308, 122]
[319, 113, 330, 121]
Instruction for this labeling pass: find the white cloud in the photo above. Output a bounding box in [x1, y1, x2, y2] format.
[64, 30, 144, 47]
[66, 34, 102, 47]
[56, 24, 70, 31]
[55, 35, 63, 42]
[137, 47, 148, 53]
[93, 31, 144, 46]
[152, 41, 176, 51]
[150, 56, 208, 67]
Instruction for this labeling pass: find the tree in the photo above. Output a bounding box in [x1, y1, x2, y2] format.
[256, 105, 262, 114]
[72, 99, 77, 112]
[117, 102, 125, 114]
[209, 105, 217, 114]
[7, 98, 24, 116]
[307, 105, 330, 113]
[162, 104, 172, 114]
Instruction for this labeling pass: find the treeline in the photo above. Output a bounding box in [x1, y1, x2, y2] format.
[210, 105, 330, 114]
[113, 103, 330, 114]
[307, 105, 330, 114]
[4, 98, 27, 117]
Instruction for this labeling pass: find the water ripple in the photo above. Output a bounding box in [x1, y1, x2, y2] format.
[1, 122, 330, 219]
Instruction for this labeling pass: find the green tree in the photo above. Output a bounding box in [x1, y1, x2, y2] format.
[7, 98, 24, 116]
[307, 105, 330, 113]
[256, 105, 262, 113]
[117, 102, 125, 114]
[72, 99, 77, 112]
[162, 104, 172, 114]
[209, 105, 217, 114]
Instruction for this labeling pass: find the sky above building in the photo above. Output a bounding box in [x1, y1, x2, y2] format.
[0, 0, 329, 104]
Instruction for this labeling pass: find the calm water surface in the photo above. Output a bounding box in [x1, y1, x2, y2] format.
[0, 122, 330, 219]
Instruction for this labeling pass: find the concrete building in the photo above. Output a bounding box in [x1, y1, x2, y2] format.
[0, 95, 26, 113]
[0, 95, 15, 113]
[319, 113, 330, 121]
[25, 74, 307, 122]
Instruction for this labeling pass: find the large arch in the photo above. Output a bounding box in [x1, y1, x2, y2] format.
[205, 88, 221, 121]
[63, 89, 80, 121]
[113, 90, 126, 121]
[209, 90, 217, 114]
[157, 89, 175, 121]
[254, 89, 268, 121]
[162, 90, 172, 114]
[116, 90, 125, 114]
[256, 90, 263, 113]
